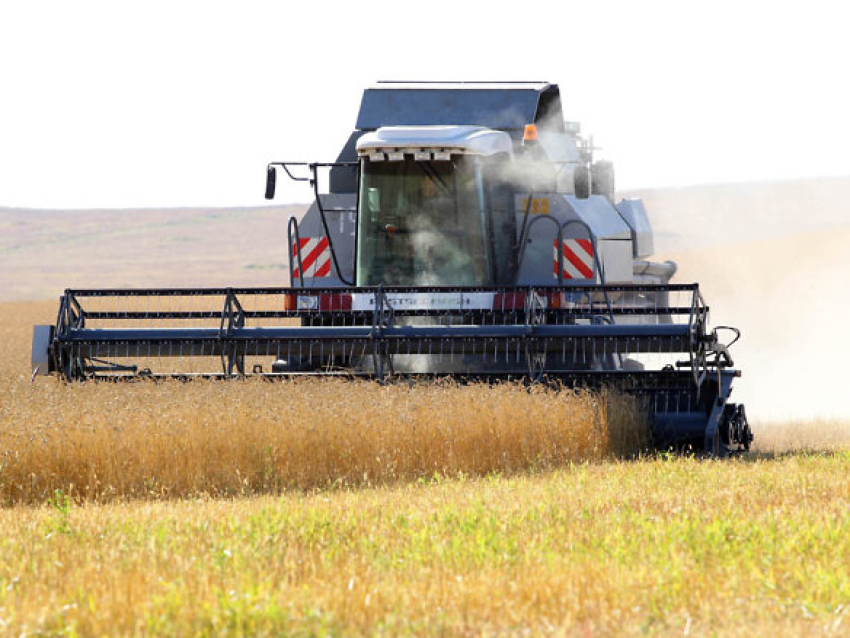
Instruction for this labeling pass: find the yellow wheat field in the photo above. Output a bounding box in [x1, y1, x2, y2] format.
[0, 302, 648, 504]
[2, 454, 849, 637]
[1, 378, 648, 504]
[3, 300, 849, 507]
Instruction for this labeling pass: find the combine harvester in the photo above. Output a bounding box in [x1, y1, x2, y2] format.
[32, 82, 752, 455]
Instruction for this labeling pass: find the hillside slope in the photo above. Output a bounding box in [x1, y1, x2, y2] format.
[0, 204, 305, 301]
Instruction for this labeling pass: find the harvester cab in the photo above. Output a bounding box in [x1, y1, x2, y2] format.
[355, 126, 515, 287]
[268, 82, 652, 291]
[33, 81, 752, 455]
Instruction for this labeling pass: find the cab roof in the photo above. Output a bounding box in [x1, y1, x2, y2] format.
[355, 82, 563, 132]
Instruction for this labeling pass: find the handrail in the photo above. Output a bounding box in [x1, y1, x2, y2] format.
[514, 193, 535, 266]
[287, 216, 305, 288]
[309, 163, 356, 286]
[559, 218, 615, 327]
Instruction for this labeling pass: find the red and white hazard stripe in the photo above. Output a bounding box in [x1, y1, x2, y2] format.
[292, 237, 332, 278]
[553, 238, 595, 280]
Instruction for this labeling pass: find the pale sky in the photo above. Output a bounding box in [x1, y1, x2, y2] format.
[1, 0, 848, 209]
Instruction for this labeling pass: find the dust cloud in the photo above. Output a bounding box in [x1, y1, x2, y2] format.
[635, 177, 850, 423]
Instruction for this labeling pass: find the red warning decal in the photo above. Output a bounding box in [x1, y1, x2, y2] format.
[292, 237, 332, 278]
[553, 238, 594, 280]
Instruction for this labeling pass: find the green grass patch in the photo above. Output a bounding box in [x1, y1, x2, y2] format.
[1, 453, 849, 635]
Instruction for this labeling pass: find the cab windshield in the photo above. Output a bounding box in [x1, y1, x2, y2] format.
[356, 156, 490, 286]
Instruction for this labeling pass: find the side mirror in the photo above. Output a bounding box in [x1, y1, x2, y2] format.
[264, 165, 277, 200]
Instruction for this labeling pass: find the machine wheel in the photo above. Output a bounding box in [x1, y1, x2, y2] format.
[719, 403, 753, 454]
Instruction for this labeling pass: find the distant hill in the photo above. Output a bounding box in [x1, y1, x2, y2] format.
[0, 204, 306, 301]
